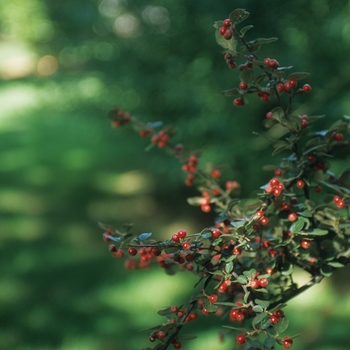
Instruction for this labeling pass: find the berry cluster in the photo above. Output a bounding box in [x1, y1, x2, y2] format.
[219, 19, 233, 40]
[181, 154, 199, 186]
[108, 107, 131, 128]
[151, 130, 170, 148]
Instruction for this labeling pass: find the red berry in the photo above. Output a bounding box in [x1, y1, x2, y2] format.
[275, 168, 283, 176]
[211, 228, 222, 238]
[260, 217, 269, 226]
[274, 310, 284, 318]
[283, 336, 293, 349]
[128, 247, 138, 256]
[296, 180, 305, 188]
[224, 30, 233, 40]
[334, 133, 344, 141]
[226, 181, 240, 190]
[261, 94, 270, 102]
[177, 229, 187, 239]
[170, 305, 178, 313]
[182, 241, 191, 250]
[270, 315, 279, 324]
[233, 98, 244, 106]
[269, 249, 277, 257]
[290, 79, 297, 87]
[277, 83, 285, 92]
[108, 244, 117, 252]
[337, 200, 346, 208]
[230, 309, 239, 320]
[284, 82, 293, 92]
[314, 186, 322, 193]
[112, 249, 124, 258]
[259, 277, 268, 287]
[173, 341, 182, 349]
[211, 169, 221, 178]
[201, 204, 211, 212]
[266, 111, 273, 119]
[301, 239, 311, 249]
[219, 27, 226, 35]
[157, 331, 167, 339]
[303, 84, 311, 92]
[236, 334, 246, 345]
[255, 210, 265, 217]
[270, 178, 280, 186]
[209, 294, 218, 303]
[301, 119, 308, 128]
[307, 155, 315, 162]
[333, 195, 341, 203]
[250, 279, 259, 289]
[288, 213, 298, 222]
[264, 58, 271, 66]
[266, 267, 273, 274]
[239, 82, 248, 90]
[172, 234, 180, 243]
[233, 246, 242, 255]
[223, 19, 231, 27]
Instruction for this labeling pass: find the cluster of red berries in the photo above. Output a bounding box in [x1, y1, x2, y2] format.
[333, 195, 346, 208]
[264, 57, 279, 69]
[269, 309, 284, 324]
[250, 277, 268, 289]
[230, 306, 254, 322]
[265, 177, 285, 197]
[299, 114, 309, 128]
[224, 52, 236, 69]
[181, 154, 198, 186]
[219, 19, 233, 40]
[151, 130, 169, 148]
[110, 109, 131, 128]
[257, 90, 270, 103]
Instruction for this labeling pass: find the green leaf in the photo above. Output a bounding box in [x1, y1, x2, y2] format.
[272, 143, 290, 156]
[240, 68, 255, 84]
[243, 269, 256, 279]
[321, 264, 333, 277]
[263, 118, 278, 129]
[255, 299, 270, 309]
[338, 168, 350, 189]
[274, 316, 289, 334]
[225, 261, 234, 274]
[271, 106, 285, 122]
[244, 291, 251, 304]
[280, 261, 293, 275]
[253, 305, 264, 313]
[178, 334, 197, 341]
[229, 9, 250, 25]
[214, 301, 237, 307]
[237, 275, 248, 284]
[290, 218, 307, 233]
[187, 196, 204, 206]
[157, 307, 171, 316]
[252, 312, 268, 329]
[264, 337, 276, 349]
[255, 288, 268, 293]
[246, 338, 264, 348]
[328, 261, 345, 268]
[240, 25, 253, 36]
[221, 88, 241, 96]
[286, 72, 310, 81]
[213, 21, 224, 29]
[300, 209, 312, 217]
[306, 228, 328, 236]
[222, 326, 248, 332]
[249, 37, 278, 45]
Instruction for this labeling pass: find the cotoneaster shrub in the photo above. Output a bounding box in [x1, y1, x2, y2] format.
[100, 9, 350, 350]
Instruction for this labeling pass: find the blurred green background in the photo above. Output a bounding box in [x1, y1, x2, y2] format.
[1, 0, 350, 349]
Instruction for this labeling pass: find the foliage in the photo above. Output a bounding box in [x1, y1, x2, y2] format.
[102, 8, 350, 350]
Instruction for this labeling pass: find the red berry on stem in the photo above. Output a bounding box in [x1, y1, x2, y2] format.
[288, 212, 298, 222]
[177, 229, 187, 239]
[209, 294, 218, 303]
[182, 241, 191, 250]
[223, 19, 231, 27]
[301, 239, 311, 249]
[233, 98, 244, 106]
[259, 278, 268, 288]
[236, 334, 246, 345]
[219, 27, 226, 35]
[128, 247, 138, 256]
[113, 249, 124, 258]
[239, 82, 248, 90]
[266, 111, 273, 119]
[296, 180, 305, 188]
[303, 84, 311, 92]
[233, 246, 242, 255]
[211, 228, 222, 238]
[260, 216, 269, 226]
[283, 337, 293, 349]
[250, 279, 259, 289]
[224, 30, 233, 40]
[334, 133, 344, 141]
[277, 83, 285, 92]
[275, 168, 283, 176]
[211, 169, 221, 178]
[270, 315, 279, 324]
